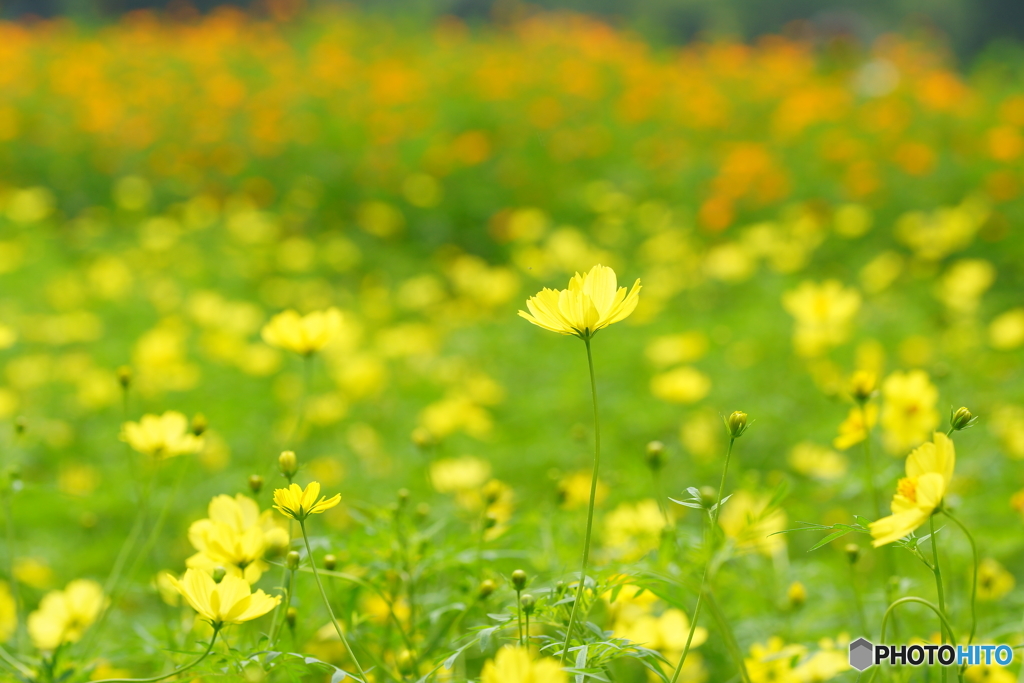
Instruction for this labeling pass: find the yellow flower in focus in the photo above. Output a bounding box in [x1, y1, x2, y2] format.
[870, 433, 954, 547]
[718, 491, 787, 556]
[28, 579, 106, 651]
[781, 280, 861, 357]
[880, 370, 939, 453]
[273, 482, 342, 521]
[833, 404, 878, 451]
[976, 558, 1015, 601]
[261, 307, 343, 355]
[168, 568, 280, 626]
[121, 411, 203, 458]
[480, 646, 567, 683]
[187, 494, 289, 584]
[0, 581, 15, 643]
[519, 264, 641, 339]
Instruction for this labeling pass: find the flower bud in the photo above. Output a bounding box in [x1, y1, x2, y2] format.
[950, 406, 976, 432]
[479, 579, 496, 599]
[645, 441, 665, 471]
[511, 569, 527, 591]
[845, 543, 860, 565]
[212, 566, 227, 583]
[191, 413, 208, 436]
[699, 485, 719, 509]
[849, 371, 876, 403]
[248, 475, 264, 494]
[286, 550, 301, 571]
[279, 450, 298, 478]
[787, 581, 806, 609]
[520, 593, 536, 615]
[286, 606, 297, 629]
[116, 365, 132, 389]
[725, 411, 748, 438]
[323, 554, 337, 571]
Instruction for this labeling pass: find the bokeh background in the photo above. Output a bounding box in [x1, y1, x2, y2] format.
[2, 0, 1024, 680]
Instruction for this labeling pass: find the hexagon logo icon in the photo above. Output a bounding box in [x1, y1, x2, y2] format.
[849, 637, 874, 671]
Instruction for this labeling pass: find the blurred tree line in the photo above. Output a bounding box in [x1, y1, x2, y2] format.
[3, 0, 1024, 62]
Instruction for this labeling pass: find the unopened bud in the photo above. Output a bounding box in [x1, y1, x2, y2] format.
[950, 406, 976, 432]
[279, 450, 298, 478]
[845, 543, 860, 565]
[645, 441, 665, 470]
[249, 475, 264, 494]
[479, 579, 496, 599]
[286, 606, 297, 629]
[725, 411, 749, 438]
[787, 581, 806, 609]
[116, 365, 132, 389]
[191, 413, 208, 436]
[286, 550, 301, 571]
[520, 593, 536, 615]
[511, 569, 527, 591]
[699, 486, 719, 509]
[212, 566, 227, 583]
[323, 554, 337, 571]
[849, 371, 876, 403]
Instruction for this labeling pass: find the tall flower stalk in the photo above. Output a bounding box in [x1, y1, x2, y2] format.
[518, 264, 641, 664]
[669, 411, 748, 683]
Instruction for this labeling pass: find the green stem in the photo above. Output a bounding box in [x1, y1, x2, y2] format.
[930, 515, 949, 683]
[516, 589, 524, 646]
[849, 562, 869, 636]
[703, 589, 752, 683]
[0, 643, 32, 679]
[267, 567, 294, 649]
[559, 336, 602, 665]
[943, 508, 977, 646]
[669, 437, 737, 683]
[91, 626, 219, 683]
[299, 520, 368, 683]
[870, 598, 960, 683]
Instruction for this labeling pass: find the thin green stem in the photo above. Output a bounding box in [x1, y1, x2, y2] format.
[930, 515, 949, 683]
[870, 598, 960, 683]
[299, 520, 368, 683]
[559, 337, 602, 665]
[0, 643, 32, 679]
[669, 437, 737, 683]
[516, 589, 524, 646]
[268, 567, 295, 649]
[848, 562, 869, 637]
[943, 508, 977, 646]
[91, 626, 219, 683]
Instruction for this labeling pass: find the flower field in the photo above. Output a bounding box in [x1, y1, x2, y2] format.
[1, 6, 1023, 682]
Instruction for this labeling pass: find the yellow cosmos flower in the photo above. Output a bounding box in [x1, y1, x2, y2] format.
[28, 579, 106, 651]
[870, 432, 955, 547]
[273, 481, 342, 521]
[121, 411, 204, 458]
[261, 307, 343, 355]
[518, 264, 640, 339]
[168, 568, 280, 627]
[480, 646, 567, 683]
[187, 494, 289, 584]
[833, 404, 878, 450]
[976, 558, 1015, 601]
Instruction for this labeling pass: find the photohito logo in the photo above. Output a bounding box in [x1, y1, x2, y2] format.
[848, 638, 1014, 671]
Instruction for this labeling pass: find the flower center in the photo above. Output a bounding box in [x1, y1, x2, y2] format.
[897, 477, 917, 503]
